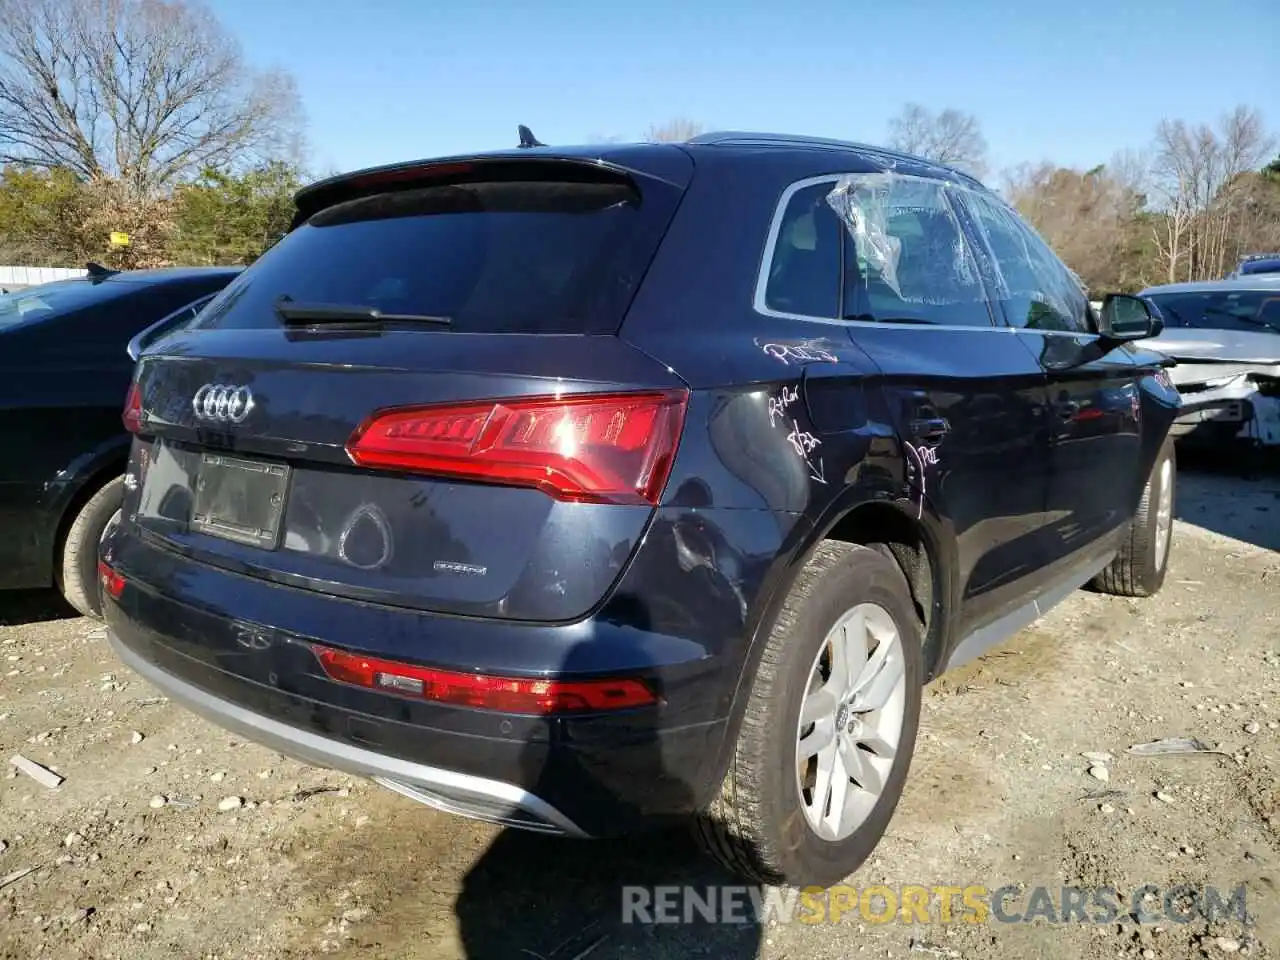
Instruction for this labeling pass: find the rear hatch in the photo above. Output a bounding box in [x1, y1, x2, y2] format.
[121, 152, 693, 622]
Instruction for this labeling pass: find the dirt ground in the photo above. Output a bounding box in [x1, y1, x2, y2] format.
[2, 462, 1277, 960]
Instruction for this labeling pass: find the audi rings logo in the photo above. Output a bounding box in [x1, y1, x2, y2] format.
[192, 384, 254, 423]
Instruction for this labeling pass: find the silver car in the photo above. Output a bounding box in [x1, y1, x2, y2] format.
[1138, 277, 1280, 447]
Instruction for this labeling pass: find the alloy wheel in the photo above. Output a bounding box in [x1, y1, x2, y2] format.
[795, 602, 908, 842]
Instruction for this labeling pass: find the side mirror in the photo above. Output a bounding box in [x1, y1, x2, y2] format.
[1098, 293, 1163, 342]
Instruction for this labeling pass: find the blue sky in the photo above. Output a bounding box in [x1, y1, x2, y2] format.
[212, 0, 1278, 180]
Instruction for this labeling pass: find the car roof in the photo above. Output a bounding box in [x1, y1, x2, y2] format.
[93, 266, 244, 286]
[1139, 276, 1280, 296]
[295, 131, 987, 215]
[686, 131, 986, 186]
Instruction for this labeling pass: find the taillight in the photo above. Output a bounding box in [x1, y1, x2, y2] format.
[97, 560, 126, 599]
[346, 390, 688, 505]
[122, 382, 143, 434]
[312, 644, 659, 714]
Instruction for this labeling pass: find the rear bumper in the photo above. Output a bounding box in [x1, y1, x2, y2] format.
[110, 630, 589, 835]
[102, 534, 734, 837]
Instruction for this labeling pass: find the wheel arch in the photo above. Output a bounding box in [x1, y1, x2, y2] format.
[50, 446, 130, 586]
[702, 492, 956, 807]
[820, 500, 950, 680]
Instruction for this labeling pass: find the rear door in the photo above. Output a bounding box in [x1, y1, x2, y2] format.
[124, 155, 693, 624]
[799, 173, 1054, 637]
[958, 190, 1143, 569]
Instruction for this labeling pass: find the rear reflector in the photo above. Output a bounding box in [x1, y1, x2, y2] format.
[346, 390, 688, 505]
[312, 644, 659, 714]
[122, 382, 143, 434]
[97, 560, 126, 599]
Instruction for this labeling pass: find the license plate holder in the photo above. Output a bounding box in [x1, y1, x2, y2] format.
[191, 453, 290, 549]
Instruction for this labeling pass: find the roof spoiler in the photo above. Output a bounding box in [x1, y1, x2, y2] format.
[289, 155, 642, 229]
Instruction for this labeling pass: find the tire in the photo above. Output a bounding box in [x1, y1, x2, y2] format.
[695, 541, 923, 888]
[57, 476, 124, 619]
[1091, 439, 1175, 598]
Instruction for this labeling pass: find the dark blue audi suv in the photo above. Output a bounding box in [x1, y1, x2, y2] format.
[103, 132, 1180, 887]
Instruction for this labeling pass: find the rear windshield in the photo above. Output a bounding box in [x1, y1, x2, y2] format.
[0, 278, 131, 331]
[192, 175, 676, 335]
[1147, 289, 1280, 334]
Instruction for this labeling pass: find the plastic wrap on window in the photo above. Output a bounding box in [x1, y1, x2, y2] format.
[826, 174, 903, 298]
[947, 209, 978, 289]
[956, 203, 1010, 301]
[960, 191, 1085, 325]
[827, 173, 1087, 325]
[827, 174, 985, 307]
[959, 194, 1012, 299]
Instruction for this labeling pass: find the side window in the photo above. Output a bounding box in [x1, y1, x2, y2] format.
[762, 181, 843, 319]
[829, 175, 992, 327]
[960, 191, 1091, 334]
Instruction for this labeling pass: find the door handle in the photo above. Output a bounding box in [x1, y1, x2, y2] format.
[909, 417, 951, 440]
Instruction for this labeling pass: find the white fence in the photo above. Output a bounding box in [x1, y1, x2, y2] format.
[0, 265, 88, 291]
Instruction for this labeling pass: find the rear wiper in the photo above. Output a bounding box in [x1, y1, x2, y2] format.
[274, 297, 453, 327]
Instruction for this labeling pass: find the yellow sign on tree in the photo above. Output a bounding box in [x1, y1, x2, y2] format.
[109, 231, 131, 248]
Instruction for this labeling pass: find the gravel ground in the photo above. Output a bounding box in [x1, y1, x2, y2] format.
[1, 466, 1277, 960]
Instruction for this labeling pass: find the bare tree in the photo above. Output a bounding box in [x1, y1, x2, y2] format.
[645, 118, 704, 143]
[1150, 106, 1274, 281]
[886, 103, 988, 178]
[0, 0, 303, 196]
[1150, 121, 1196, 284]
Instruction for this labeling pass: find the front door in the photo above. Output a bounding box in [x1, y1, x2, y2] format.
[957, 190, 1143, 573]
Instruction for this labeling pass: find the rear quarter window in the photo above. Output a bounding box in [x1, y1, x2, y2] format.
[761, 182, 843, 319]
[193, 176, 679, 335]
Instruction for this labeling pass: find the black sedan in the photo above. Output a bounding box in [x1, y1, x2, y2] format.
[0, 264, 239, 617]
